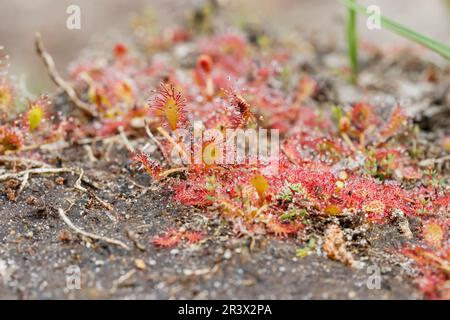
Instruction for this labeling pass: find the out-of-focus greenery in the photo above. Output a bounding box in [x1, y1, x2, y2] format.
[342, 0, 450, 82]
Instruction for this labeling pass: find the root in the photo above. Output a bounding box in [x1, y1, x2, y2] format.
[16, 172, 29, 199]
[58, 207, 129, 250]
[0, 156, 51, 168]
[0, 167, 78, 181]
[118, 126, 135, 153]
[109, 269, 136, 294]
[144, 120, 172, 166]
[341, 132, 357, 152]
[83, 145, 98, 162]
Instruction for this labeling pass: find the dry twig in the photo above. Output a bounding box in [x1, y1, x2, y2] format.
[144, 120, 172, 165]
[418, 155, 450, 167]
[0, 167, 78, 181]
[35, 32, 97, 118]
[83, 145, 98, 162]
[109, 269, 136, 294]
[156, 126, 190, 164]
[118, 126, 135, 153]
[58, 207, 129, 250]
[16, 172, 29, 199]
[0, 155, 50, 168]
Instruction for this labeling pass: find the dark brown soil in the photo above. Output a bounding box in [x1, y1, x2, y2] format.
[0, 141, 423, 299]
[2, 39, 449, 299]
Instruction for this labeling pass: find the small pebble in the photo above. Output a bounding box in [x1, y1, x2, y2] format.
[224, 249, 232, 259]
[134, 259, 146, 270]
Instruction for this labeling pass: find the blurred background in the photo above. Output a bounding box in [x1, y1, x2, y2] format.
[0, 0, 449, 94]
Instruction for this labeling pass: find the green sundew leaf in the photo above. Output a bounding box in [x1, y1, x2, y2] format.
[331, 105, 344, 129]
[277, 187, 293, 202]
[307, 237, 316, 249]
[296, 247, 310, 259]
[280, 209, 297, 221]
[341, 0, 450, 60]
[280, 208, 308, 221]
[296, 237, 316, 258]
[298, 208, 308, 218]
[289, 183, 302, 193]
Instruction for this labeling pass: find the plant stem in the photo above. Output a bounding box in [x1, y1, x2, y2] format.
[341, 0, 450, 60]
[346, 0, 358, 83]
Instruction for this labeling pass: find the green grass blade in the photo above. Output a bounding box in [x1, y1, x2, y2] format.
[346, 0, 358, 83]
[341, 0, 450, 60]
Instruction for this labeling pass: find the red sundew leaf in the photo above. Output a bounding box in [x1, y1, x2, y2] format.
[200, 137, 224, 168]
[265, 217, 301, 238]
[0, 125, 23, 153]
[228, 93, 255, 128]
[380, 105, 408, 138]
[401, 246, 450, 299]
[152, 230, 181, 248]
[149, 83, 188, 131]
[324, 205, 343, 216]
[200, 33, 247, 75]
[362, 200, 386, 221]
[193, 68, 206, 88]
[133, 152, 162, 180]
[173, 182, 213, 207]
[349, 102, 377, 133]
[183, 231, 204, 244]
[113, 43, 128, 60]
[97, 119, 128, 137]
[433, 196, 450, 208]
[166, 26, 190, 43]
[196, 54, 213, 74]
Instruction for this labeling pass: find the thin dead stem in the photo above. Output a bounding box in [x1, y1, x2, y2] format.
[419, 155, 450, 167]
[58, 207, 129, 250]
[35, 32, 97, 118]
[118, 126, 135, 153]
[143, 120, 172, 165]
[109, 269, 136, 294]
[0, 155, 50, 168]
[156, 126, 190, 163]
[0, 167, 78, 181]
